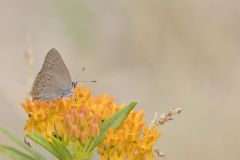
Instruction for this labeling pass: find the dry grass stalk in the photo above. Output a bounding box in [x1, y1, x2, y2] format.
[151, 107, 183, 159]
[152, 107, 183, 127]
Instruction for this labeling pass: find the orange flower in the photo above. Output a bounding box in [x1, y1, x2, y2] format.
[98, 108, 160, 160]
[21, 85, 161, 159]
[21, 85, 100, 144]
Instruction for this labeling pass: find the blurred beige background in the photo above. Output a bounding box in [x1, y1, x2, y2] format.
[0, 0, 239, 159]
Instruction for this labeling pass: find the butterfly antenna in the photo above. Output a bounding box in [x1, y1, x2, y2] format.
[78, 80, 97, 83]
[74, 67, 86, 80]
[75, 67, 97, 84]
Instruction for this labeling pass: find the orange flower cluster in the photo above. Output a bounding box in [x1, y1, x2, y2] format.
[21, 85, 160, 160]
[21, 85, 100, 144]
[98, 111, 160, 160]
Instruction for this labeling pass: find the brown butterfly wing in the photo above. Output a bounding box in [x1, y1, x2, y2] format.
[30, 48, 73, 101]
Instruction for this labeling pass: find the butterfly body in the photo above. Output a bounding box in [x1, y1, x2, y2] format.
[31, 48, 77, 101]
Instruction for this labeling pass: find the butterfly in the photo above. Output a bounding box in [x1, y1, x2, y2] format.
[30, 48, 77, 101]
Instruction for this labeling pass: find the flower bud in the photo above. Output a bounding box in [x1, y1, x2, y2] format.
[69, 124, 80, 138]
[89, 123, 100, 137]
[79, 130, 88, 143]
[76, 111, 87, 127]
[64, 113, 74, 127]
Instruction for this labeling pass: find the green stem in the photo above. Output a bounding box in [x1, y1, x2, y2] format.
[73, 151, 92, 160]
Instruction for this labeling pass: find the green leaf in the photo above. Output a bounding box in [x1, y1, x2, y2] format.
[0, 128, 45, 160]
[87, 102, 137, 151]
[51, 136, 73, 160]
[28, 132, 67, 160]
[0, 145, 37, 160]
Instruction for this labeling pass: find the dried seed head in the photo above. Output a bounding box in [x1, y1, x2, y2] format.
[152, 107, 183, 127]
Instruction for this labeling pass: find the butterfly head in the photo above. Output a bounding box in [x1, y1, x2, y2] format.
[72, 82, 78, 88]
